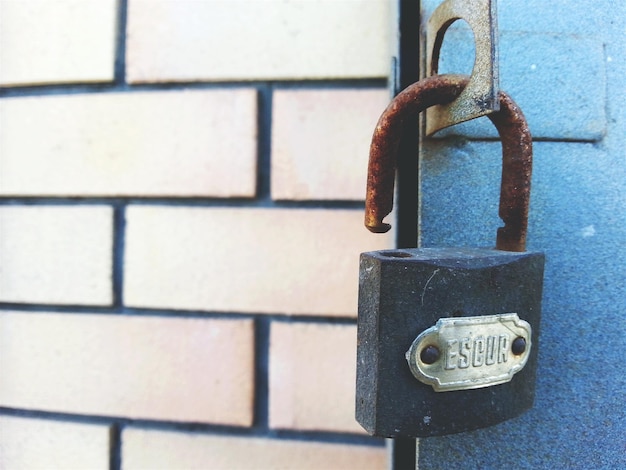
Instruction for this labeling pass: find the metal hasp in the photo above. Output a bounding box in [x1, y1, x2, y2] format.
[356, 74, 543, 437]
[425, 0, 499, 135]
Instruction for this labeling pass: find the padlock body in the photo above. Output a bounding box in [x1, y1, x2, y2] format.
[356, 247, 544, 437]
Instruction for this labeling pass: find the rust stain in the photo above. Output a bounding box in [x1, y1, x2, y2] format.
[365, 74, 532, 252]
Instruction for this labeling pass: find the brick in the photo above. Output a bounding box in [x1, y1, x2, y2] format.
[272, 89, 390, 200]
[0, 89, 257, 197]
[124, 207, 393, 316]
[0, 311, 254, 425]
[430, 29, 606, 141]
[126, 0, 391, 82]
[122, 428, 386, 470]
[0, 415, 109, 470]
[0, 0, 116, 86]
[269, 322, 362, 433]
[0, 206, 113, 305]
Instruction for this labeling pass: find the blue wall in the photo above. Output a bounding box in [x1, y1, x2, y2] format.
[417, 1, 625, 468]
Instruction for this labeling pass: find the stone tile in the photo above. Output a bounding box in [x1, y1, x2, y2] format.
[124, 207, 393, 316]
[269, 322, 363, 433]
[0, 0, 117, 85]
[126, 0, 391, 82]
[0, 89, 257, 197]
[0, 206, 113, 305]
[122, 428, 386, 470]
[272, 88, 389, 200]
[0, 415, 109, 470]
[0, 311, 255, 425]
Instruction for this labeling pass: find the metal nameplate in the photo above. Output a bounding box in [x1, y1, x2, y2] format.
[406, 313, 531, 392]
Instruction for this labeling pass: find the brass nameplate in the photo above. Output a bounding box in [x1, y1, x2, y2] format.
[406, 313, 531, 392]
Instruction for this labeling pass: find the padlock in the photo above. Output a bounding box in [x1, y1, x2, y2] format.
[356, 74, 544, 437]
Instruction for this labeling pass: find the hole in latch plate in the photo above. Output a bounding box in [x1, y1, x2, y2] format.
[437, 19, 476, 79]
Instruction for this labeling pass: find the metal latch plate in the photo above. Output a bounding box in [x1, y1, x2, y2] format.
[425, 0, 500, 135]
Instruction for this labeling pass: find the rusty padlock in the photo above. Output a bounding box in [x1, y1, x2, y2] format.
[356, 74, 544, 437]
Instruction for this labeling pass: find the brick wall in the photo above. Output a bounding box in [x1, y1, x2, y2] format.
[0, 1, 394, 468]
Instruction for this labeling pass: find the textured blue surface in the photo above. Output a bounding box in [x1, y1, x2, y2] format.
[417, 1, 626, 468]
[435, 30, 606, 141]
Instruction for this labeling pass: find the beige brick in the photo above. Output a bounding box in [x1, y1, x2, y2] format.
[272, 89, 390, 200]
[124, 207, 393, 316]
[126, 0, 391, 82]
[0, 206, 113, 305]
[0, 311, 254, 425]
[0, 89, 257, 197]
[270, 322, 362, 433]
[122, 428, 386, 470]
[0, 415, 109, 470]
[0, 0, 117, 86]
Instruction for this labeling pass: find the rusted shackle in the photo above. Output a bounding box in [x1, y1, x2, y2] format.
[365, 74, 532, 252]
